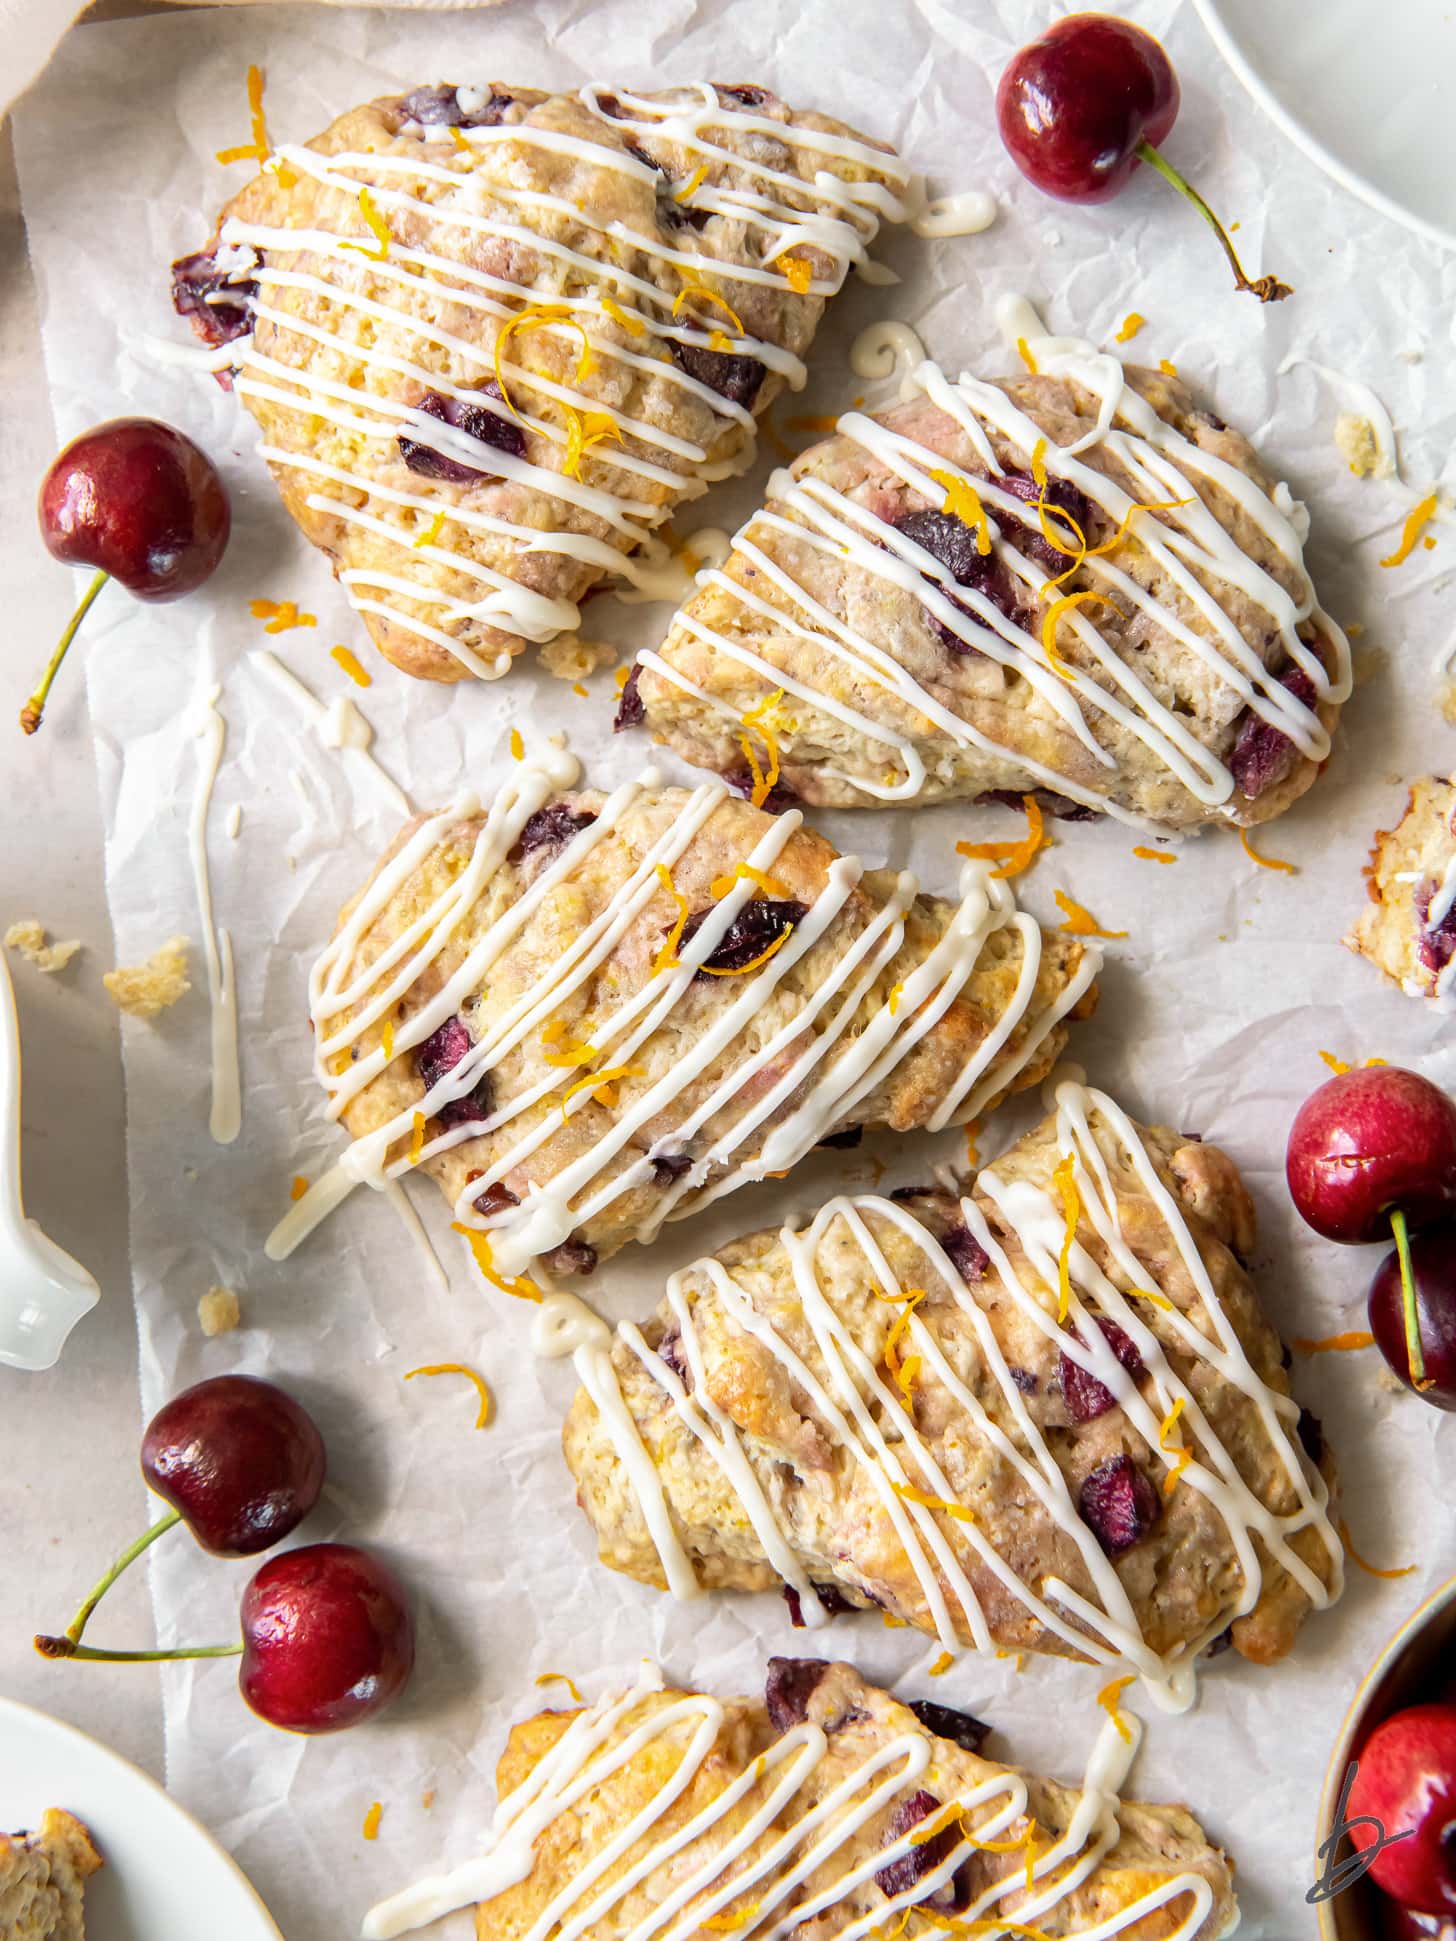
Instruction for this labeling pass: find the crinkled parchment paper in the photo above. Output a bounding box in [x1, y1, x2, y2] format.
[12, 2, 1456, 1933]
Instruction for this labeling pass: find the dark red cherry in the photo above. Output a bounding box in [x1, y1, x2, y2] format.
[1348, 1704, 1456, 1915]
[1286, 1067, 1456, 1244]
[239, 1543, 415, 1734]
[24, 418, 230, 734]
[141, 1374, 326, 1557]
[1368, 1220, 1456, 1410]
[996, 13, 1179, 205]
[995, 14, 1290, 302]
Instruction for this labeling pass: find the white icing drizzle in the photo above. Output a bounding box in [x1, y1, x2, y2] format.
[1278, 354, 1398, 480]
[909, 188, 997, 240]
[658, 302, 1349, 822]
[849, 321, 927, 400]
[581, 1078, 1341, 1714]
[225, 803, 243, 839]
[289, 764, 1095, 1276]
[190, 683, 241, 1144]
[614, 528, 734, 605]
[384, 1177, 449, 1293]
[207, 84, 909, 674]
[360, 1661, 1218, 1940]
[252, 649, 413, 817]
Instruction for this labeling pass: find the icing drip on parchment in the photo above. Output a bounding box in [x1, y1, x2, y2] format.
[207, 83, 911, 674]
[646, 300, 1350, 825]
[190, 682, 241, 1144]
[578, 1079, 1341, 1715]
[359, 1659, 1219, 1940]
[266, 763, 1098, 1274]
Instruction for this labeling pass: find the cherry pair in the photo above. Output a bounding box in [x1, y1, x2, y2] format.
[35, 1375, 414, 1734]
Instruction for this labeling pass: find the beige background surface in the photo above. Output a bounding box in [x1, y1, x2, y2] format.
[0, 0, 168, 1780]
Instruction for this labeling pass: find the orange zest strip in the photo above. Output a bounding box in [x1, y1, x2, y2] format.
[1030, 438, 1048, 489]
[928, 1650, 954, 1677]
[673, 162, 709, 202]
[331, 644, 372, 687]
[404, 1361, 494, 1429]
[534, 1670, 584, 1702]
[1380, 491, 1440, 568]
[600, 293, 645, 337]
[250, 598, 317, 633]
[1097, 1674, 1137, 1743]
[339, 186, 392, 262]
[1132, 845, 1176, 865]
[1157, 1396, 1192, 1496]
[1051, 1152, 1079, 1322]
[408, 1110, 426, 1164]
[560, 1065, 644, 1115]
[447, 125, 473, 152]
[1240, 826, 1297, 873]
[362, 1801, 383, 1841]
[736, 689, 787, 809]
[1054, 890, 1127, 939]
[928, 469, 993, 553]
[451, 1222, 543, 1302]
[1319, 1050, 1351, 1075]
[878, 1286, 926, 1406]
[563, 407, 623, 481]
[652, 861, 690, 974]
[892, 1482, 975, 1524]
[509, 727, 525, 760]
[1338, 1516, 1416, 1580]
[699, 927, 795, 977]
[1114, 312, 1145, 343]
[289, 1174, 310, 1202]
[775, 253, 814, 295]
[701, 1906, 763, 1935]
[381, 1021, 395, 1060]
[1040, 590, 1118, 680]
[412, 508, 446, 550]
[1158, 358, 1178, 377]
[1291, 1331, 1375, 1354]
[1130, 1285, 1175, 1311]
[956, 794, 1046, 880]
[709, 862, 790, 900]
[1016, 337, 1038, 374]
[672, 279, 744, 337]
[216, 63, 270, 166]
[493, 305, 594, 420]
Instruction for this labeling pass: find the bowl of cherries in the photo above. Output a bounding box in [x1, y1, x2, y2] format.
[34, 1373, 415, 1734]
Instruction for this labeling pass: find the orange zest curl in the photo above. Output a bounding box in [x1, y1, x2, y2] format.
[1380, 492, 1440, 568]
[956, 795, 1046, 881]
[1132, 845, 1176, 864]
[1240, 826, 1297, 873]
[1291, 1331, 1375, 1355]
[673, 163, 709, 203]
[1040, 591, 1118, 681]
[672, 278, 744, 338]
[451, 1223, 542, 1302]
[1157, 1396, 1193, 1496]
[216, 64, 271, 167]
[877, 1285, 926, 1407]
[404, 1361, 494, 1428]
[1097, 1674, 1137, 1742]
[600, 293, 645, 337]
[331, 644, 372, 687]
[1338, 1516, 1415, 1580]
[699, 927, 796, 977]
[562, 407, 622, 481]
[534, 1671, 584, 1702]
[1051, 1152, 1080, 1322]
[736, 688, 788, 808]
[493, 305, 594, 420]
[652, 862, 690, 974]
[929, 469, 993, 554]
[560, 1065, 645, 1115]
[340, 186, 393, 262]
[412, 508, 446, 550]
[892, 1482, 975, 1523]
[709, 862, 790, 900]
[1053, 890, 1127, 939]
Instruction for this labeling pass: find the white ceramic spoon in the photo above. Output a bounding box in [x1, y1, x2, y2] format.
[0, 952, 98, 1370]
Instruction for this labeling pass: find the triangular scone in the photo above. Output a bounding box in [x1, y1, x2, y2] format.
[0, 1809, 102, 1941]
[563, 1080, 1342, 1707]
[1346, 775, 1456, 1002]
[622, 352, 1351, 829]
[296, 771, 1099, 1281]
[361, 1659, 1237, 1941]
[172, 82, 906, 683]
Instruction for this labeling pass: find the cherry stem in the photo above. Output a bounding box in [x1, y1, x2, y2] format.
[1135, 142, 1293, 305]
[60, 1507, 182, 1647]
[35, 1635, 242, 1664]
[21, 567, 109, 735]
[1389, 1206, 1431, 1391]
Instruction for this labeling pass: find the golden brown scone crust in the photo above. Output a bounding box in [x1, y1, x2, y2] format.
[186, 83, 901, 682]
[0, 1809, 102, 1941]
[472, 1662, 1235, 1940]
[1346, 775, 1456, 1000]
[323, 786, 1097, 1277]
[564, 1102, 1339, 1671]
[632, 367, 1343, 828]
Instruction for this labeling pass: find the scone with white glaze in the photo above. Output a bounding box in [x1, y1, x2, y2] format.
[0, 1810, 102, 1941]
[619, 351, 1350, 829]
[563, 1080, 1342, 1708]
[295, 767, 1099, 1283]
[1346, 775, 1456, 1002]
[172, 81, 906, 683]
[360, 1659, 1237, 1941]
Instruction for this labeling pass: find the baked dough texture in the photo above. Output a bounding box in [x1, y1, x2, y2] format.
[0, 1810, 102, 1941]
[307, 775, 1099, 1281]
[1346, 774, 1456, 1001]
[364, 1660, 1236, 1941]
[173, 82, 905, 683]
[623, 357, 1350, 830]
[564, 1083, 1342, 1698]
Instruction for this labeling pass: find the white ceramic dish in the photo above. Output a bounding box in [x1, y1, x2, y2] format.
[0, 953, 98, 1371]
[0, 1697, 282, 1941]
[1194, 0, 1456, 255]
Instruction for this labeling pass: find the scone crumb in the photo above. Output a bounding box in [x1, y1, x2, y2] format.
[1352, 644, 1387, 686]
[4, 918, 82, 974]
[538, 635, 616, 683]
[1439, 679, 1456, 726]
[103, 937, 191, 1018]
[1334, 411, 1380, 478]
[421, 1789, 436, 1810]
[198, 1285, 241, 1335]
